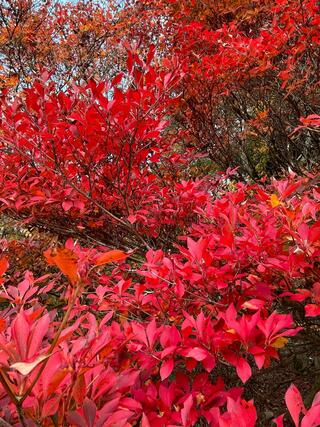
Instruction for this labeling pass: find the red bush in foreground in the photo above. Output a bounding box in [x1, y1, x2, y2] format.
[0, 175, 320, 426]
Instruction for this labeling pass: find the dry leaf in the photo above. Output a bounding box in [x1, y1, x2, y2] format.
[11, 355, 48, 375]
[271, 337, 288, 349]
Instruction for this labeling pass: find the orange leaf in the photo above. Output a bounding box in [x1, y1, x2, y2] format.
[44, 248, 79, 283]
[95, 250, 127, 266]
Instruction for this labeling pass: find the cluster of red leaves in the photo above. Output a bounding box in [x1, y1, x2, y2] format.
[0, 50, 187, 245]
[175, 0, 320, 88]
[0, 174, 320, 425]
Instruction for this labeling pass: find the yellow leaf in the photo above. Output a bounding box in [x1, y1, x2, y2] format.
[270, 194, 281, 208]
[271, 337, 288, 349]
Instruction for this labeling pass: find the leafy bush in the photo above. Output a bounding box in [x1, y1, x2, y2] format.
[0, 175, 320, 425]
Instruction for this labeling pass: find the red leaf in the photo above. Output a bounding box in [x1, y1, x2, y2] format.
[160, 359, 174, 381]
[47, 368, 69, 396]
[181, 395, 193, 427]
[62, 200, 73, 212]
[312, 391, 320, 406]
[273, 414, 284, 427]
[202, 354, 215, 372]
[187, 237, 207, 261]
[42, 396, 60, 418]
[12, 311, 30, 360]
[83, 399, 96, 427]
[28, 313, 50, 359]
[67, 412, 86, 427]
[141, 413, 151, 427]
[99, 397, 120, 419]
[0, 257, 8, 276]
[285, 384, 306, 427]
[186, 347, 208, 361]
[300, 114, 320, 127]
[127, 50, 134, 73]
[309, 224, 320, 243]
[301, 405, 320, 427]
[73, 374, 86, 406]
[236, 358, 252, 383]
[305, 304, 320, 317]
[146, 318, 157, 349]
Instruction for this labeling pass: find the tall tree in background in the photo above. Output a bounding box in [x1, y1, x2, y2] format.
[120, 0, 320, 177]
[0, 0, 128, 89]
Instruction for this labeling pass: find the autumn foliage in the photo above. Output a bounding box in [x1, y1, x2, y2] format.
[0, 0, 319, 426]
